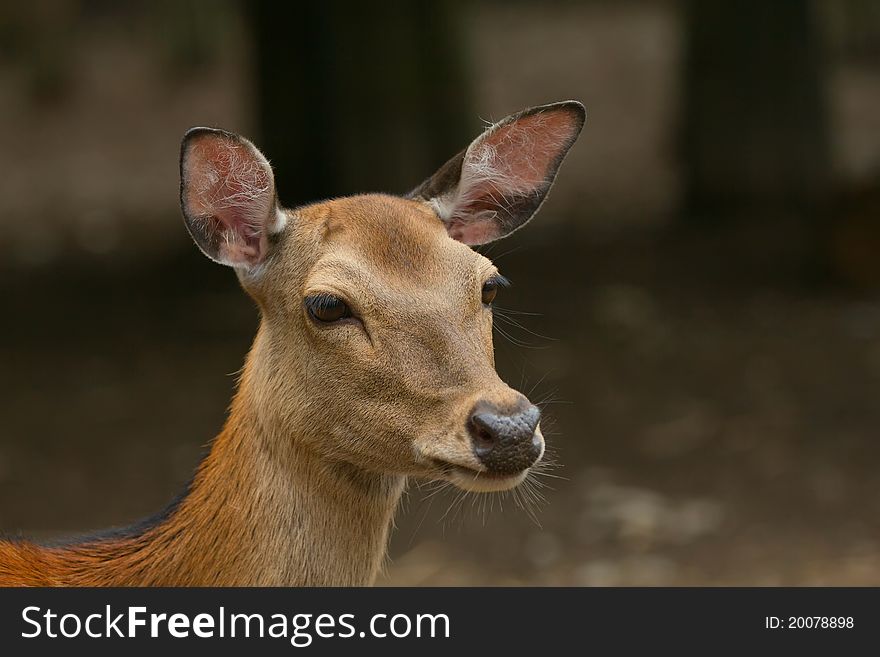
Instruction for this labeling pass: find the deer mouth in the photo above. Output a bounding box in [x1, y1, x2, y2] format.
[432, 459, 530, 493]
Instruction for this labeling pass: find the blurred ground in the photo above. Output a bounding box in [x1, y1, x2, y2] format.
[2, 230, 880, 585]
[1, 2, 879, 585]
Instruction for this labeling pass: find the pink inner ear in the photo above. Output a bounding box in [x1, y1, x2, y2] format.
[446, 216, 503, 244]
[183, 135, 275, 266]
[471, 110, 577, 192]
[439, 108, 580, 245]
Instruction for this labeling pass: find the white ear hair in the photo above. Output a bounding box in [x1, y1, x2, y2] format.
[410, 101, 586, 246]
[180, 127, 283, 269]
[431, 140, 523, 225]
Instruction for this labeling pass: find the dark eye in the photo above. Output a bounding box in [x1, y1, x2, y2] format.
[305, 293, 352, 323]
[482, 275, 509, 306]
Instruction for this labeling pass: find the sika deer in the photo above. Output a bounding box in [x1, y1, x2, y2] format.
[0, 101, 585, 585]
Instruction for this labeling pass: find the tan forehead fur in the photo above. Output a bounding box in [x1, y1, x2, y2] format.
[291, 193, 493, 289]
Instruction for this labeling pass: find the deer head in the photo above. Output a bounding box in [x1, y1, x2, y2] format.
[179, 101, 585, 494]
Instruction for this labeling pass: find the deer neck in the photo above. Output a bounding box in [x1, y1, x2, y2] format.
[223, 324, 408, 585]
[67, 327, 406, 586]
[180, 416, 404, 586]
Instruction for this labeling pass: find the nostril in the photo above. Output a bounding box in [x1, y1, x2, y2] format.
[521, 404, 541, 435]
[468, 412, 499, 457]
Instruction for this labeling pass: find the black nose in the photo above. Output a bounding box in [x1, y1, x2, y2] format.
[468, 401, 542, 475]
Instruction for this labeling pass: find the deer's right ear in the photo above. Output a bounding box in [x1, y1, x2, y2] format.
[179, 127, 286, 269]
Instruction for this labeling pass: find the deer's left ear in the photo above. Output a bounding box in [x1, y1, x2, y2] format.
[409, 101, 585, 245]
[179, 127, 286, 269]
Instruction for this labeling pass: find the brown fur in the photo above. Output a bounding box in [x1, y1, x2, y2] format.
[1, 102, 583, 586]
[0, 197, 520, 586]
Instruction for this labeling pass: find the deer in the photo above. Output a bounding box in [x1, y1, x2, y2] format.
[0, 101, 584, 586]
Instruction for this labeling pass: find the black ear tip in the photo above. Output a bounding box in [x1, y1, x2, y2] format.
[180, 126, 241, 153]
[183, 126, 238, 140]
[527, 100, 586, 134]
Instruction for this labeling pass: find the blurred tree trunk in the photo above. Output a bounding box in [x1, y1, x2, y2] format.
[682, 0, 831, 221]
[248, 0, 472, 207]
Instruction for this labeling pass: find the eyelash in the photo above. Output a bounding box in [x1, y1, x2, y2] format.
[487, 274, 511, 289]
[307, 293, 344, 311]
[482, 274, 509, 305]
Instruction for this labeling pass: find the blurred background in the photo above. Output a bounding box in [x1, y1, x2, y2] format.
[1, 0, 879, 585]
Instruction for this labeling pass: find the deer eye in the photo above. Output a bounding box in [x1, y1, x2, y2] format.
[305, 293, 352, 323]
[481, 275, 509, 306]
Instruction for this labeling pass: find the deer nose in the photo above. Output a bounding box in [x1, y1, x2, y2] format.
[468, 401, 542, 475]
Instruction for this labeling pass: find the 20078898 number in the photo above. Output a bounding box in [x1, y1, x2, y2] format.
[765, 616, 854, 629]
